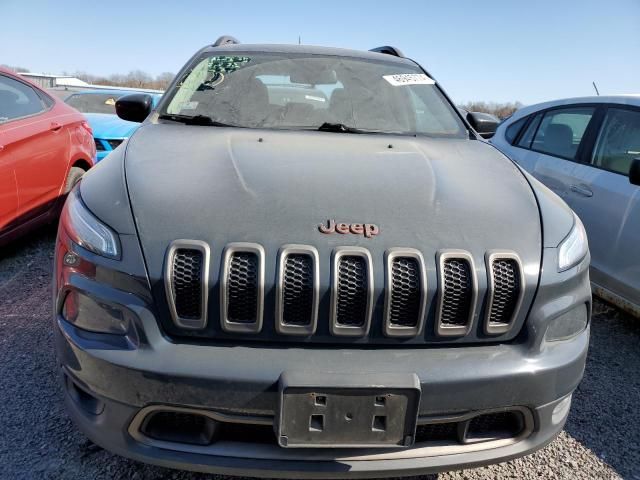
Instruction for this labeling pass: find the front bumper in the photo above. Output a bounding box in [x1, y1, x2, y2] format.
[53, 225, 591, 477]
[55, 307, 589, 477]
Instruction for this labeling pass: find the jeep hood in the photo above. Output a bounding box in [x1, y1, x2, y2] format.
[124, 124, 541, 284]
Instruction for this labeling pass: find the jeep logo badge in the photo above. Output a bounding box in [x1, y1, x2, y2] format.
[319, 219, 379, 238]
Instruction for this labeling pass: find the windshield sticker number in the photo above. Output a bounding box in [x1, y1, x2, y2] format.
[180, 101, 198, 110]
[383, 74, 435, 86]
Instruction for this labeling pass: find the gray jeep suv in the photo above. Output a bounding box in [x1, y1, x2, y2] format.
[53, 37, 591, 477]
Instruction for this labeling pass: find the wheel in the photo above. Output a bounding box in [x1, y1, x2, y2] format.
[64, 166, 85, 193]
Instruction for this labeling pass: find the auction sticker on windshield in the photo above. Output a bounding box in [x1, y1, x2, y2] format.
[383, 74, 435, 86]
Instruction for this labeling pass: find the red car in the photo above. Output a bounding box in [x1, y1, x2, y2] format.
[0, 68, 95, 246]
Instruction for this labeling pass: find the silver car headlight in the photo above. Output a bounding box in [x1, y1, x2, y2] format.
[61, 188, 121, 259]
[558, 214, 588, 271]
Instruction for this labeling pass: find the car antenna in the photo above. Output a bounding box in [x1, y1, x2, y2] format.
[592, 81, 600, 96]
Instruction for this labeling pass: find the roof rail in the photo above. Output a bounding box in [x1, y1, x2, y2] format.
[369, 46, 405, 58]
[213, 35, 240, 47]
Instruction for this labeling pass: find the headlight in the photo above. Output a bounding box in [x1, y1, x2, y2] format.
[61, 188, 121, 259]
[558, 214, 588, 271]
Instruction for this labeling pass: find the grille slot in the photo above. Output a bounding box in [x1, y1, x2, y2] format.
[221, 243, 264, 333]
[336, 256, 368, 326]
[164, 241, 209, 330]
[384, 249, 426, 337]
[276, 246, 319, 335]
[227, 253, 259, 323]
[331, 248, 373, 336]
[173, 249, 203, 319]
[485, 253, 524, 335]
[390, 257, 421, 326]
[437, 252, 476, 336]
[282, 254, 314, 325]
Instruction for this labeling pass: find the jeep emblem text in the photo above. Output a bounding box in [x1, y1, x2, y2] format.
[319, 219, 379, 238]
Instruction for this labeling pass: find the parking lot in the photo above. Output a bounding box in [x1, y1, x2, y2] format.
[0, 225, 636, 479]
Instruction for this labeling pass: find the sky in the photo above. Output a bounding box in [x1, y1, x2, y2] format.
[1, 0, 639, 105]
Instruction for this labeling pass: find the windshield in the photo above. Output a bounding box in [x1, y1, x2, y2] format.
[162, 53, 466, 137]
[65, 92, 125, 114]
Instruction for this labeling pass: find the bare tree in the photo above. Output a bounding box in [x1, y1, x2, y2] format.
[154, 72, 175, 90]
[125, 70, 153, 88]
[461, 101, 523, 120]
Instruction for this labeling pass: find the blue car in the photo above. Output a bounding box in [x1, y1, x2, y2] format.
[65, 89, 162, 161]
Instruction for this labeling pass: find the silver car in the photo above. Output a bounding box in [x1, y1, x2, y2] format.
[491, 96, 640, 317]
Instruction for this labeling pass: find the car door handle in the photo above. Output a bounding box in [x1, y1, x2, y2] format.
[50, 122, 63, 132]
[570, 184, 593, 197]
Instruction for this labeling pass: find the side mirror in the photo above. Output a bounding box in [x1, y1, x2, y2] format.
[115, 93, 153, 123]
[467, 111, 500, 139]
[630, 158, 640, 186]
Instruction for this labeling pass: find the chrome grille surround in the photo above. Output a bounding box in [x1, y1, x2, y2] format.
[383, 248, 427, 337]
[330, 247, 374, 337]
[220, 243, 265, 334]
[484, 251, 525, 335]
[436, 250, 478, 336]
[162, 240, 528, 342]
[275, 245, 320, 336]
[164, 240, 210, 330]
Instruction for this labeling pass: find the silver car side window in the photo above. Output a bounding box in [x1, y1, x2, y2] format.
[591, 108, 640, 176]
[531, 108, 594, 160]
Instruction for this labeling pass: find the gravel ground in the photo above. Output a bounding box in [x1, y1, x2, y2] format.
[0, 226, 638, 479]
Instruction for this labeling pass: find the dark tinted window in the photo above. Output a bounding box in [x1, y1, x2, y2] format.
[531, 107, 594, 159]
[591, 108, 640, 176]
[517, 113, 542, 149]
[0, 74, 45, 123]
[505, 116, 527, 144]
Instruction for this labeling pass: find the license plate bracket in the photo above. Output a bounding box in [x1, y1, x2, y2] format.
[277, 372, 421, 448]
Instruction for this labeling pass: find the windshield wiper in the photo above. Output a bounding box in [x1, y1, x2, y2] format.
[316, 122, 370, 134]
[158, 114, 239, 127]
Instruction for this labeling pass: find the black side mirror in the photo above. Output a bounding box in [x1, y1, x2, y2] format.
[630, 158, 640, 186]
[467, 111, 500, 139]
[115, 93, 153, 123]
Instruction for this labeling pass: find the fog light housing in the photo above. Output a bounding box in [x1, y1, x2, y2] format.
[62, 290, 130, 335]
[545, 304, 589, 342]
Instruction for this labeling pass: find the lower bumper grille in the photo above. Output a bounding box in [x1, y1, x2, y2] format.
[132, 406, 532, 453]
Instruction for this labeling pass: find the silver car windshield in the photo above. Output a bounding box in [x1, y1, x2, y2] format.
[162, 53, 466, 137]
